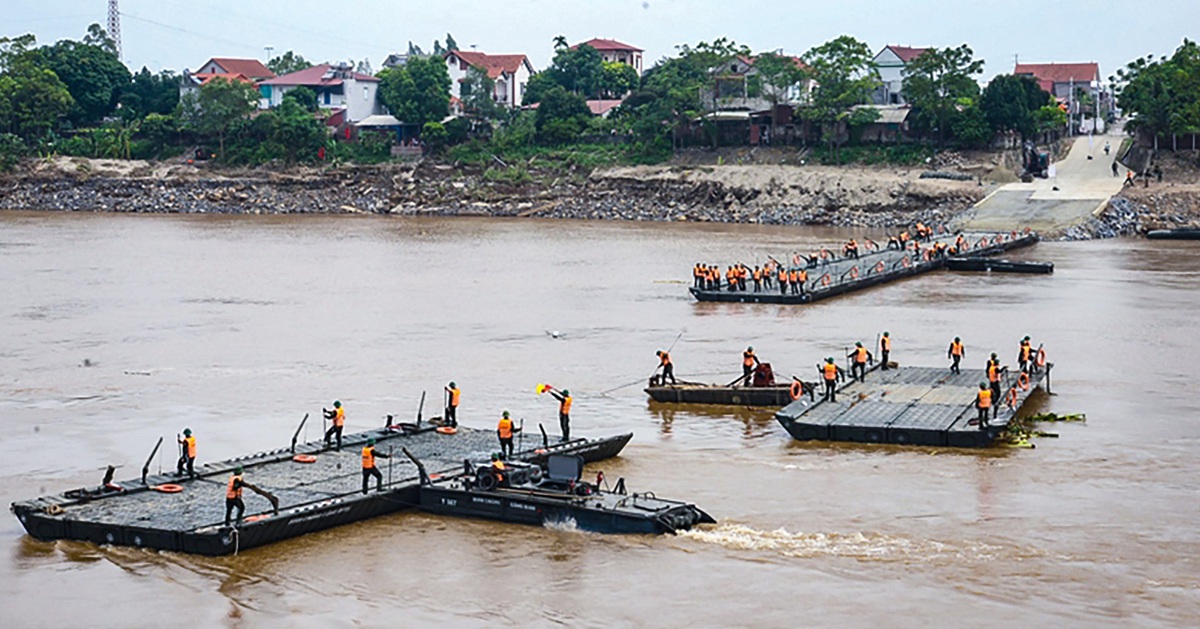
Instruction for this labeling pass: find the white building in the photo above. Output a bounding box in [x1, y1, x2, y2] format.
[571, 38, 644, 75]
[180, 57, 276, 108]
[445, 50, 534, 108]
[258, 63, 381, 123]
[872, 45, 929, 105]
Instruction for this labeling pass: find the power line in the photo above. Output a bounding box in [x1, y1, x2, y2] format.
[119, 11, 261, 53]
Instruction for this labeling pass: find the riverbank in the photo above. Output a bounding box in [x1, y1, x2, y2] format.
[1063, 153, 1200, 239]
[0, 155, 985, 229]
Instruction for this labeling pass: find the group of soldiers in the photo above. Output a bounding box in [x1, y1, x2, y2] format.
[175, 381, 577, 528]
[692, 261, 814, 295]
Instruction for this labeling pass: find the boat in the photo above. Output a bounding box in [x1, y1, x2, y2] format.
[10, 420, 633, 556]
[412, 452, 714, 535]
[644, 364, 815, 407]
[945, 257, 1054, 274]
[1146, 228, 1200, 240]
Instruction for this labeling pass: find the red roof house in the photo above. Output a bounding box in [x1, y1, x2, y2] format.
[1014, 62, 1101, 98]
[571, 37, 644, 75]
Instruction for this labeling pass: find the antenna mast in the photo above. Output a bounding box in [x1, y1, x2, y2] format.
[107, 0, 122, 59]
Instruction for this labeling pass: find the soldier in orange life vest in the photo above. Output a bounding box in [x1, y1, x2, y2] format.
[880, 331, 892, 370]
[948, 337, 965, 374]
[752, 266, 763, 292]
[778, 266, 788, 294]
[323, 400, 345, 451]
[741, 347, 759, 386]
[655, 349, 676, 384]
[547, 387, 573, 441]
[986, 357, 1003, 417]
[225, 466, 245, 527]
[497, 410, 521, 458]
[789, 268, 800, 295]
[176, 427, 196, 479]
[1017, 336, 1033, 373]
[819, 357, 844, 402]
[795, 268, 807, 295]
[974, 383, 992, 429]
[693, 263, 704, 289]
[360, 438, 390, 494]
[847, 342, 873, 381]
[444, 382, 461, 427]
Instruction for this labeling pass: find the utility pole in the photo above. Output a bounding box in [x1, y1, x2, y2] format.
[264, 45, 274, 62]
[107, 0, 122, 60]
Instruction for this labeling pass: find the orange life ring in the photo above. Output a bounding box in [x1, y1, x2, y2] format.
[428, 473, 442, 480]
[901, 256, 912, 268]
[789, 381, 802, 401]
[873, 261, 885, 273]
[534, 448, 547, 454]
[1018, 372, 1030, 391]
[153, 484, 183, 493]
[819, 274, 831, 287]
[436, 426, 457, 435]
[848, 267, 859, 280]
[1006, 387, 1019, 407]
[1035, 349, 1047, 367]
[1024, 226, 1033, 234]
[293, 454, 317, 463]
[1011, 230, 1018, 239]
[977, 237, 988, 247]
[245, 514, 269, 523]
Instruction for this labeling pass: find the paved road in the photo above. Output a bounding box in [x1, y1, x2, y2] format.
[954, 133, 1126, 235]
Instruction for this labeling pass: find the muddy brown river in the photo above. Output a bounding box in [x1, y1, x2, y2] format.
[1, 211, 1197, 627]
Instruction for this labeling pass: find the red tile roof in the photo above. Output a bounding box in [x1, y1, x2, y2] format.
[206, 58, 275, 80]
[448, 51, 531, 79]
[1013, 62, 1100, 85]
[585, 99, 623, 116]
[194, 72, 257, 86]
[885, 46, 929, 63]
[260, 64, 380, 86]
[572, 38, 643, 52]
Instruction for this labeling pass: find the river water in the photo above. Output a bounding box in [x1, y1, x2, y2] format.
[0, 211, 1197, 628]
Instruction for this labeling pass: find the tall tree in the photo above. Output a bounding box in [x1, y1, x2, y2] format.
[32, 27, 130, 125]
[120, 67, 179, 119]
[0, 61, 74, 139]
[461, 66, 504, 121]
[599, 61, 638, 99]
[444, 33, 459, 52]
[901, 44, 984, 147]
[751, 52, 805, 106]
[535, 85, 591, 144]
[179, 76, 259, 158]
[377, 55, 451, 127]
[267, 51, 312, 76]
[1117, 40, 1200, 141]
[980, 74, 1050, 141]
[800, 35, 880, 157]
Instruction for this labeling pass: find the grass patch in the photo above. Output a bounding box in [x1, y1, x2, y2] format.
[810, 144, 936, 166]
[447, 140, 671, 172]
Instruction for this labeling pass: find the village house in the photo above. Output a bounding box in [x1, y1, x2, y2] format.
[445, 50, 534, 109]
[180, 57, 276, 106]
[1013, 62, 1101, 99]
[871, 45, 929, 105]
[571, 38, 644, 75]
[258, 63, 381, 125]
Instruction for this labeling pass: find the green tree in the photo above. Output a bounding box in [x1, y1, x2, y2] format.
[179, 76, 259, 158]
[901, 44, 983, 147]
[1033, 105, 1067, 133]
[32, 27, 130, 125]
[1116, 40, 1200, 142]
[461, 66, 504, 121]
[444, 33, 459, 52]
[282, 86, 318, 112]
[0, 34, 37, 72]
[949, 100, 991, 148]
[0, 62, 74, 139]
[377, 55, 450, 127]
[535, 85, 591, 144]
[980, 74, 1050, 140]
[527, 41, 604, 100]
[82, 23, 116, 54]
[422, 121, 448, 152]
[270, 98, 326, 161]
[119, 67, 179, 120]
[600, 61, 638, 99]
[800, 35, 880, 158]
[267, 51, 312, 76]
[751, 52, 805, 106]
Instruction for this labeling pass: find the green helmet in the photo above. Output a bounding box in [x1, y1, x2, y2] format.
[979, 383, 988, 389]
[990, 353, 997, 359]
[235, 465, 244, 474]
[333, 400, 342, 408]
[826, 357, 834, 363]
[449, 381, 456, 388]
[747, 346, 754, 352]
[1023, 336, 1030, 341]
[883, 331, 889, 336]
[183, 428, 192, 436]
[502, 410, 510, 418]
[368, 438, 376, 446]
[954, 336, 961, 342]
[561, 390, 570, 396]
[856, 342, 863, 347]
[491, 453, 499, 461]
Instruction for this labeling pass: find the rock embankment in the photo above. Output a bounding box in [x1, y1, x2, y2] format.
[1063, 186, 1200, 240]
[1, 156, 985, 228]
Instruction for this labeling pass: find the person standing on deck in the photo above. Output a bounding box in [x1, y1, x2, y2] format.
[848, 342, 873, 381]
[225, 466, 245, 527]
[819, 357, 844, 402]
[656, 350, 676, 384]
[753, 266, 763, 292]
[986, 358, 1003, 415]
[444, 382, 461, 427]
[360, 438, 390, 494]
[545, 387, 573, 441]
[974, 384, 992, 429]
[497, 411, 520, 459]
[880, 332, 892, 370]
[741, 347, 759, 386]
[1017, 336, 1033, 373]
[176, 428, 196, 479]
[794, 268, 807, 296]
[948, 337, 965, 374]
[693, 263, 704, 288]
[323, 400, 345, 451]
[778, 267, 789, 294]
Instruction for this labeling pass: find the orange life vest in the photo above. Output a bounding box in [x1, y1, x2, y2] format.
[1020, 343, 1032, 361]
[977, 390, 992, 408]
[798, 269, 807, 283]
[789, 270, 799, 283]
[449, 388, 461, 407]
[854, 347, 868, 364]
[823, 363, 838, 381]
[987, 365, 1000, 383]
[334, 407, 345, 427]
[497, 418, 513, 439]
[950, 341, 963, 356]
[660, 352, 671, 366]
[361, 446, 376, 469]
[226, 474, 243, 500]
[560, 396, 572, 414]
[881, 336, 891, 351]
[778, 269, 787, 282]
[184, 436, 196, 458]
[743, 351, 755, 367]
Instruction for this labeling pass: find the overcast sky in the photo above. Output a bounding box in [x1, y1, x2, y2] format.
[5, 0, 1197, 82]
